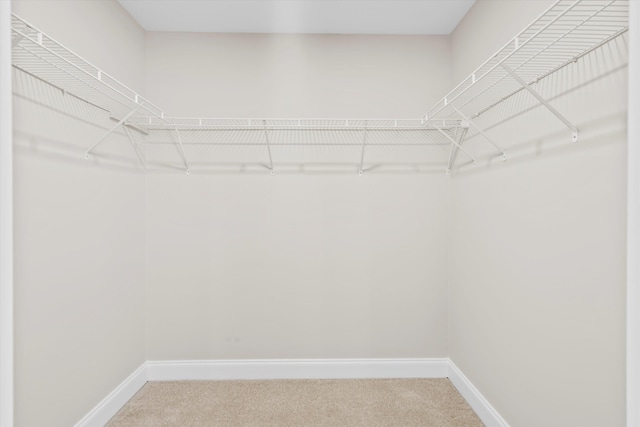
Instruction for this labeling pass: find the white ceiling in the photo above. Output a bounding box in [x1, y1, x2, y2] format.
[118, 1, 476, 35]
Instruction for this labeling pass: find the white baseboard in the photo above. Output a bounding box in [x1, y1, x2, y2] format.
[146, 358, 450, 381]
[448, 360, 510, 427]
[73, 363, 147, 427]
[73, 358, 509, 427]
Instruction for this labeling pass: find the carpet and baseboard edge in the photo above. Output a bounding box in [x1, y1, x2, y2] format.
[74, 358, 508, 427]
[73, 363, 147, 427]
[447, 360, 510, 427]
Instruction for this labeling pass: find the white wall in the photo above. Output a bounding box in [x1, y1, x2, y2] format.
[0, 1, 14, 426]
[144, 32, 450, 118]
[11, 1, 147, 426]
[146, 174, 449, 359]
[144, 33, 452, 360]
[448, 1, 627, 426]
[628, 3, 640, 425]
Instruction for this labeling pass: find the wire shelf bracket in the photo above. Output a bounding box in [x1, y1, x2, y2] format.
[437, 127, 476, 174]
[262, 120, 275, 176]
[122, 124, 146, 168]
[450, 106, 506, 161]
[501, 63, 579, 143]
[359, 121, 368, 176]
[173, 126, 191, 175]
[85, 105, 143, 159]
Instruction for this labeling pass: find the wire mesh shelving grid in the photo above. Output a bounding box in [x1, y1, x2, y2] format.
[10, 0, 630, 174]
[424, 0, 629, 130]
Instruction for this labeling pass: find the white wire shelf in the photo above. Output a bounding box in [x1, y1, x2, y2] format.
[130, 117, 466, 130]
[10, 0, 629, 175]
[10, 12, 470, 174]
[424, 0, 629, 135]
[11, 14, 166, 123]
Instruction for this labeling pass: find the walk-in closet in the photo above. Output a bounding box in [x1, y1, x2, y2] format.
[0, 0, 638, 426]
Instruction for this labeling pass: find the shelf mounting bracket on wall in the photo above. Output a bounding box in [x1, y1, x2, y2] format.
[501, 63, 579, 143]
[173, 126, 191, 175]
[85, 105, 142, 159]
[451, 106, 507, 162]
[263, 120, 275, 176]
[437, 127, 476, 175]
[122, 124, 146, 168]
[359, 121, 368, 176]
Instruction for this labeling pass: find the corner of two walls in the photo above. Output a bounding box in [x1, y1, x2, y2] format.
[11, 1, 147, 425]
[447, 1, 627, 426]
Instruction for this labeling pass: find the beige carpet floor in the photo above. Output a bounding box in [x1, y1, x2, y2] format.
[106, 378, 484, 427]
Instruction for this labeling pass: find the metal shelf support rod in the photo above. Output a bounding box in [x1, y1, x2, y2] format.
[85, 105, 142, 158]
[263, 120, 275, 175]
[451, 106, 507, 161]
[446, 136, 456, 175]
[123, 124, 146, 168]
[501, 63, 579, 142]
[359, 121, 368, 176]
[173, 126, 191, 175]
[436, 127, 476, 165]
